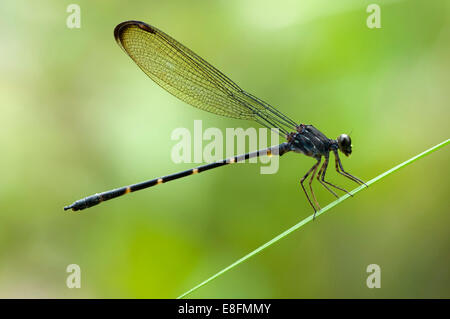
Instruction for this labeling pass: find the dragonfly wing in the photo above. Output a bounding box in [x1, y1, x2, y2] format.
[114, 21, 297, 134]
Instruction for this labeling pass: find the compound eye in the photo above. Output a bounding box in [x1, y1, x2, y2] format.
[338, 134, 351, 147]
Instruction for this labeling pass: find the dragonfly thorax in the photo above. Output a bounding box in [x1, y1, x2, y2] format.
[287, 124, 335, 158]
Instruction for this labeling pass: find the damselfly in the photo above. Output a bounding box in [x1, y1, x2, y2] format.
[64, 20, 366, 217]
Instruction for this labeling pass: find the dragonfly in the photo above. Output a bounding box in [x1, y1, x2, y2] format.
[64, 20, 366, 217]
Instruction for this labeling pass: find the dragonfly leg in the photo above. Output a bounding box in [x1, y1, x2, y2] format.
[333, 150, 368, 187]
[300, 158, 321, 214]
[316, 156, 339, 198]
[308, 157, 322, 215]
[316, 159, 332, 194]
[318, 155, 353, 197]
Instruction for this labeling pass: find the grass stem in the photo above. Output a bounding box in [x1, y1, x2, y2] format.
[177, 139, 449, 299]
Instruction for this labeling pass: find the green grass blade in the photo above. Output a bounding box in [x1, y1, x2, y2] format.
[177, 139, 449, 299]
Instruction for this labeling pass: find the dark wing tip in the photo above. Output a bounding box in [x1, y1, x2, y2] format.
[114, 20, 156, 45]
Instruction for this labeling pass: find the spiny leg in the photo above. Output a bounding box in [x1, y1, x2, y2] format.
[316, 156, 339, 198]
[316, 159, 338, 197]
[308, 157, 322, 212]
[333, 150, 367, 187]
[333, 150, 357, 183]
[300, 158, 321, 213]
[319, 155, 353, 197]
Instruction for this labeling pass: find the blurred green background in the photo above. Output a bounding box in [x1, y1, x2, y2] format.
[0, 0, 449, 298]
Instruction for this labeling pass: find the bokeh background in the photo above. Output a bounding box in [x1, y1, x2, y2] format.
[0, 0, 449, 298]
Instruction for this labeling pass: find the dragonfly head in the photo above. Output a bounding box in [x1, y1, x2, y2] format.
[337, 134, 352, 156]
